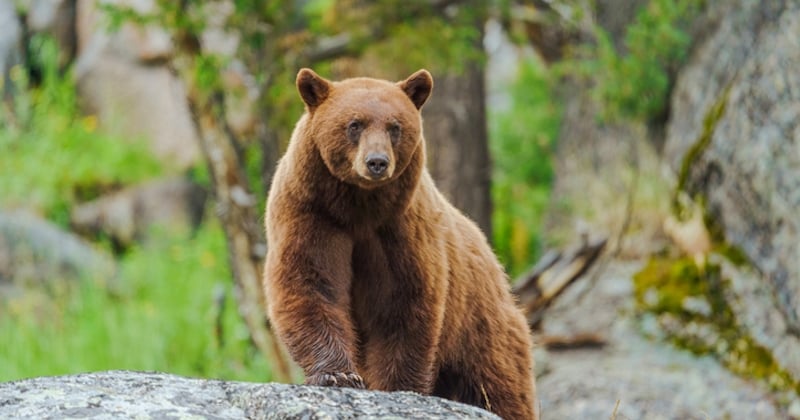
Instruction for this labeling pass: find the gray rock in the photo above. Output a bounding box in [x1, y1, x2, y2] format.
[0, 210, 116, 293]
[72, 0, 249, 171]
[664, 0, 800, 379]
[70, 177, 207, 247]
[74, 54, 201, 170]
[74, 0, 199, 170]
[0, 0, 23, 97]
[537, 261, 785, 419]
[538, 328, 782, 419]
[719, 256, 800, 387]
[542, 82, 672, 257]
[0, 371, 499, 419]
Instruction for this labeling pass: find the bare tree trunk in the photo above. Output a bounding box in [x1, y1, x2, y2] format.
[168, 25, 292, 381]
[184, 87, 292, 382]
[423, 57, 493, 238]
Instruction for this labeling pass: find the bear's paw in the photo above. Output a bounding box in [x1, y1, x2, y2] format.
[306, 372, 366, 389]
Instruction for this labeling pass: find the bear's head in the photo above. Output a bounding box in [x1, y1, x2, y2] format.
[296, 68, 433, 189]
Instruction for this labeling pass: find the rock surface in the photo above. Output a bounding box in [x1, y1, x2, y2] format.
[0, 211, 116, 295]
[74, 0, 200, 170]
[70, 177, 207, 247]
[0, 371, 499, 420]
[664, 0, 800, 380]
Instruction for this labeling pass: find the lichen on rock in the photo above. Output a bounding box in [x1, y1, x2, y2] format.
[633, 256, 800, 398]
[0, 371, 500, 419]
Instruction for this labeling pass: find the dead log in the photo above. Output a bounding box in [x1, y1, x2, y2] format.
[512, 236, 607, 330]
[538, 333, 607, 350]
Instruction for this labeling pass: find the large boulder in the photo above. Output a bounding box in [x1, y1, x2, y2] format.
[74, 0, 200, 170]
[0, 210, 116, 295]
[664, 0, 800, 381]
[72, 0, 255, 170]
[0, 371, 499, 419]
[70, 177, 207, 247]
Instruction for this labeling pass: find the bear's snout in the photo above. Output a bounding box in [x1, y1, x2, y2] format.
[365, 152, 390, 177]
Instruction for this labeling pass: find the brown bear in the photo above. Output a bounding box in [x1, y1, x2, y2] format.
[263, 68, 538, 419]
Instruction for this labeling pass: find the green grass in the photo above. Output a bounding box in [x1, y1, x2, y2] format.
[0, 222, 275, 382]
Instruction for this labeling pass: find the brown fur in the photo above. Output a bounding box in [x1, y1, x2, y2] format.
[263, 68, 538, 419]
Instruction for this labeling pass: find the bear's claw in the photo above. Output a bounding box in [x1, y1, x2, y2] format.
[306, 372, 366, 389]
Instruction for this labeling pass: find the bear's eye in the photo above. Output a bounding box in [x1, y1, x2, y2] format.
[387, 123, 401, 144]
[347, 120, 363, 142]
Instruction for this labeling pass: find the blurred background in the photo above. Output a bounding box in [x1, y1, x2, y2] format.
[1, 0, 798, 417]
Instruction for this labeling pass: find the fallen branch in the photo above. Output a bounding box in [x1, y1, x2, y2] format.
[512, 236, 607, 329]
[538, 332, 607, 350]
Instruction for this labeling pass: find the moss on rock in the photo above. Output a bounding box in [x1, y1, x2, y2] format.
[673, 84, 731, 218]
[633, 257, 800, 395]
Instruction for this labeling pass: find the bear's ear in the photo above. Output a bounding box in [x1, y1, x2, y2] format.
[398, 69, 433, 110]
[296, 68, 331, 110]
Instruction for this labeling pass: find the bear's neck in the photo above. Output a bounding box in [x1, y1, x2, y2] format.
[298, 138, 424, 230]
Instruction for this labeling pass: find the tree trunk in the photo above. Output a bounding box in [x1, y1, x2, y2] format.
[169, 27, 292, 381]
[184, 87, 292, 382]
[423, 58, 493, 238]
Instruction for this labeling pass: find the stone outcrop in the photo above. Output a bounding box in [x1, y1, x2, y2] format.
[542, 83, 671, 257]
[73, 0, 200, 169]
[0, 211, 116, 296]
[537, 262, 788, 419]
[70, 177, 207, 247]
[0, 371, 499, 419]
[664, 0, 800, 382]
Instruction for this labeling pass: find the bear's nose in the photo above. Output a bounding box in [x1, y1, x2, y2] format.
[365, 152, 389, 177]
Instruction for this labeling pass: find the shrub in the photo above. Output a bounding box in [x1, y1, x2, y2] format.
[490, 57, 561, 276]
[0, 35, 162, 225]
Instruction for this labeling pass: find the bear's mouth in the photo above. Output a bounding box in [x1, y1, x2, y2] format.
[348, 167, 395, 190]
[355, 172, 392, 187]
[363, 171, 391, 181]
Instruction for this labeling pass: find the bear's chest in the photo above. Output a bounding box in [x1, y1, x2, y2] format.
[349, 234, 395, 301]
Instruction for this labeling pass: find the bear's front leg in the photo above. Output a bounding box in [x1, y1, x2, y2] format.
[353, 223, 448, 394]
[359, 298, 443, 393]
[264, 220, 364, 388]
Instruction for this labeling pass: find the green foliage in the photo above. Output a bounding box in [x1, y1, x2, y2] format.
[0, 35, 268, 383]
[0, 36, 162, 225]
[349, 0, 485, 75]
[0, 222, 274, 382]
[571, 0, 703, 122]
[490, 58, 561, 276]
[364, 16, 483, 76]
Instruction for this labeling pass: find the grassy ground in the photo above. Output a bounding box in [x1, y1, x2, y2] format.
[0, 222, 276, 382]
